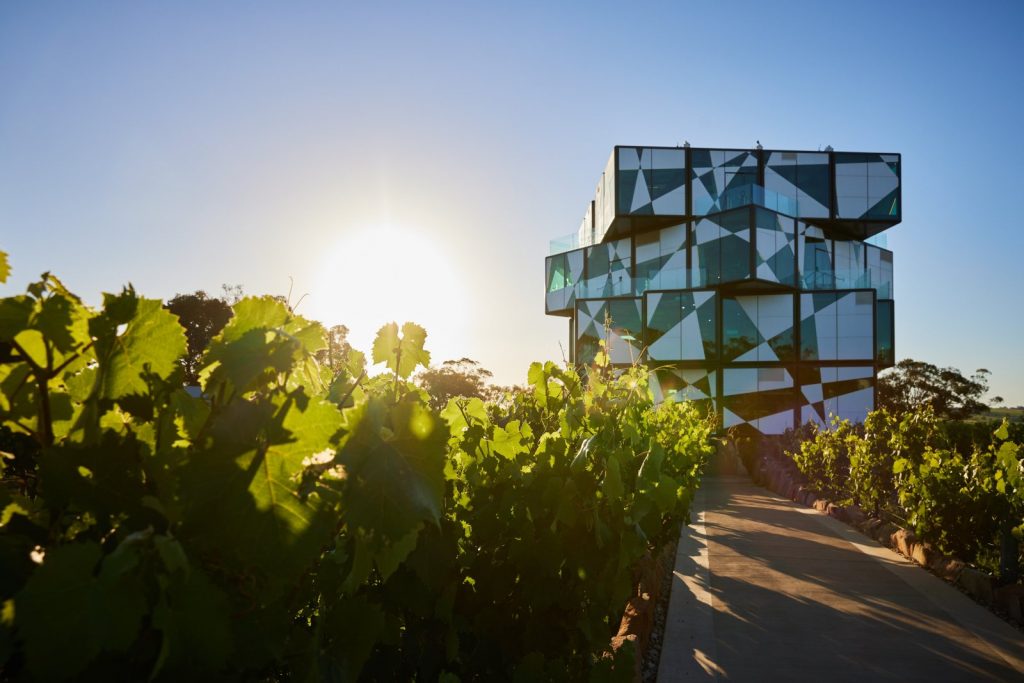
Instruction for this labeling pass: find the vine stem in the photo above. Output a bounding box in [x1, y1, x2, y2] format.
[11, 339, 54, 447]
[337, 369, 366, 407]
[393, 344, 402, 403]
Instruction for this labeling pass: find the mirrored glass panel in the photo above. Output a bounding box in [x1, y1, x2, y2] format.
[837, 291, 874, 360]
[797, 366, 874, 428]
[650, 367, 717, 414]
[799, 291, 873, 361]
[691, 149, 758, 215]
[722, 294, 795, 362]
[765, 151, 830, 218]
[866, 245, 894, 298]
[800, 292, 837, 360]
[754, 208, 796, 285]
[635, 223, 687, 292]
[575, 298, 643, 365]
[617, 147, 687, 217]
[693, 208, 752, 287]
[835, 152, 900, 220]
[722, 367, 796, 435]
[876, 299, 894, 366]
[834, 240, 867, 288]
[544, 248, 585, 314]
[582, 238, 632, 298]
[798, 222, 834, 289]
[593, 151, 616, 243]
[645, 290, 716, 361]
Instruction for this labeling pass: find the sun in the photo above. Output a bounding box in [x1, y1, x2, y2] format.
[306, 225, 467, 363]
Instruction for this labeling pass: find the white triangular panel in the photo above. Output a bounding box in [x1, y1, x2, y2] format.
[766, 168, 797, 194]
[693, 291, 715, 307]
[584, 299, 604, 317]
[802, 405, 826, 428]
[631, 171, 651, 212]
[649, 331, 681, 361]
[737, 296, 759, 324]
[695, 221, 719, 245]
[652, 185, 685, 214]
[577, 309, 594, 331]
[801, 383, 823, 404]
[722, 408, 746, 428]
[757, 314, 792, 341]
[735, 341, 779, 363]
[756, 228, 784, 257]
[757, 409, 793, 435]
[680, 311, 705, 360]
[812, 300, 838, 321]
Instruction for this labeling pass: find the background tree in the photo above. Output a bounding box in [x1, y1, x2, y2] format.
[164, 290, 233, 384]
[416, 358, 494, 410]
[221, 282, 244, 304]
[314, 325, 353, 374]
[877, 358, 1001, 420]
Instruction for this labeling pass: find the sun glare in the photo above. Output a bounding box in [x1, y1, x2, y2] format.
[307, 225, 467, 365]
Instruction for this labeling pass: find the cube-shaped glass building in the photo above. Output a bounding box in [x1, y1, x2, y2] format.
[545, 145, 899, 437]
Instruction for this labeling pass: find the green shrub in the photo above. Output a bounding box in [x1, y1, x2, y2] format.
[895, 422, 1022, 574]
[788, 417, 860, 503]
[786, 403, 1022, 578]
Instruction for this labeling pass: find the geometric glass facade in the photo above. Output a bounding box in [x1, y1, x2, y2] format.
[545, 144, 899, 436]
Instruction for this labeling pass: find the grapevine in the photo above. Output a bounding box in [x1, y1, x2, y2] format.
[0, 250, 716, 681]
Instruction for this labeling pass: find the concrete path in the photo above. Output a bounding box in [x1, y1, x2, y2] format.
[658, 476, 1024, 682]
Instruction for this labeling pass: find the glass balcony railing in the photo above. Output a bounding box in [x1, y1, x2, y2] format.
[552, 185, 804, 255]
[576, 275, 634, 299]
[694, 184, 799, 217]
[549, 266, 891, 310]
[549, 233, 583, 254]
[865, 233, 888, 249]
[806, 269, 892, 298]
[549, 226, 601, 255]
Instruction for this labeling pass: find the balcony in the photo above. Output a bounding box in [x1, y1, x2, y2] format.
[547, 265, 893, 316]
[550, 183, 802, 256]
[692, 183, 799, 217]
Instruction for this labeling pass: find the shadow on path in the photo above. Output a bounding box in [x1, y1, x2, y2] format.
[658, 476, 1023, 682]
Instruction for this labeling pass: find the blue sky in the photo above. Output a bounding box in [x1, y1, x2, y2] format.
[1, 1, 1022, 404]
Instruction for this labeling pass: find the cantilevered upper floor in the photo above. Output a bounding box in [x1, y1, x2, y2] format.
[551, 145, 901, 254]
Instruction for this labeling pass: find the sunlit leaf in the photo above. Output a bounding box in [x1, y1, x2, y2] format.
[97, 298, 187, 399]
[218, 296, 289, 342]
[372, 321, 431, 379]
[994, 420, 1009, 442]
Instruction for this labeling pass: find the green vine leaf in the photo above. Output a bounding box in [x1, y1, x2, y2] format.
[372, 322, 430, 379]
[338, 396, 445, 540]
[179, 393, 343, 595]
[97, 298, 187, 399]
[151, 565, 232, 678]
[14, 542, 147, 680]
